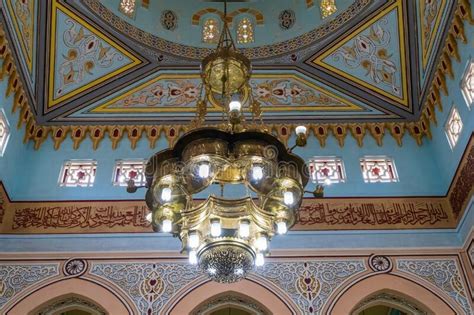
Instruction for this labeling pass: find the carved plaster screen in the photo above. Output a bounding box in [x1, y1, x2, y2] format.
[445, 106, 463, 149]
[237, 18, 254, 44]
[119, 0, 136, 18]
[202, 18, 220, 43]
[320, 0, 337, 19]
[360, 156, 399, 183]
[59, 160, 97, 187]
[112, 159, 147, 186]
[461, 59, 474, 109]
[0, 109, 10, 157]
[309, 157, 346, 184]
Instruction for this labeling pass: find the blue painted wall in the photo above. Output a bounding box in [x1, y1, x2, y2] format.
[0, 20, 472, 201]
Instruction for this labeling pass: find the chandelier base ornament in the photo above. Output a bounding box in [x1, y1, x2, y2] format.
[198, 240, 255, 283]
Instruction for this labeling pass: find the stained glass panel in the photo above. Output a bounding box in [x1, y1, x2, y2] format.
[360, 157, 398, 183]
[113, 159, 147, 186]
[59, 160, 97, 187]
[237, 18, 254, 44]
[0, 110, 10, 157]
[445, 106, 463, 149]
[202, 18, 220, 43]
[119, 0, 136, 18]
[461, 60, 473, 109]
[320, 0, 337, 19]
[309, 157, 346, 184]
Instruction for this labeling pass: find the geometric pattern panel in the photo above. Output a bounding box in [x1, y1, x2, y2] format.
[416, 0, 454, 89]
[312, 0, 409, 108]
[3, 0, 38, 89]
[69, 71, 394, 122]
[48, 1, 141, 108]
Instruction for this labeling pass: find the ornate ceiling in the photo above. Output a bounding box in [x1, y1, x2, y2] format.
[0, 0, 465, 147]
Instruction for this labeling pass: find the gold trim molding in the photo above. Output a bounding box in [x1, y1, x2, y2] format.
[0, 0, 472, 150]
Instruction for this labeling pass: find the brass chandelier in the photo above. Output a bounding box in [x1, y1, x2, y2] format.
[130, 1, 310, 283]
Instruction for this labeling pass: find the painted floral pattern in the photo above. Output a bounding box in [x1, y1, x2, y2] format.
[331, 17, 401, 97]
[55, 17, 128, 98]
[397, 259, 472, 315]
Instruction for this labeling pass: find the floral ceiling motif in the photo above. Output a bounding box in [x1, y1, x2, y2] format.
[312, 0, 409, 109]
[48, 1, 142, 109]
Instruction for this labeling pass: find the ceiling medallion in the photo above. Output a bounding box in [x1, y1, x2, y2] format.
[128, 1, 312, 283]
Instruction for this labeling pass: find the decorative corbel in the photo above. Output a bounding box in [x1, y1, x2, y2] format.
[52, 126, 69, 150]
[311, 124, 329, 147]
[457, 0, 474, 24]
[368, 123, 385, 146]
[12, 90, 26, 113]
[164, 126, 181, 148]
[127, 125, 144, 150]
[349, 123, 366, 147]
[330, 124, 347, 147]
[445, 33, 460, 62]
[434, 70, 447, 96]
[407, 123, 424, 146]
[71, 126, 88, 150]
[420, 114, 432, 140]
[6, 70, 19, 97]
[439, 52, 454, 79]
[89, 126, 106, 150]
[145, 126, 162, 149]
[32, 126, 49, 150]
[387, 123, 405, 147]
[450, 15, 467, 43]
[107, 126, 125, 150]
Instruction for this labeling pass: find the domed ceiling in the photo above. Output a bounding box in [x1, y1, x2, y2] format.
[0, 0, 457, 131]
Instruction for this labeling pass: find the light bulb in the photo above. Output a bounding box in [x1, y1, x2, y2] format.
[189, 250, 197, 265]
[295, 125, 307, 136]
[256, 235, 268, 251]
[210, 219, 221, 237]
[255, 252, 264, 267]
[208, 267, 217, 275]
[162, 218, 172, 233]
[229, 99, 242, 112]
[324, 178, 332, 186]
[277, 221, 287, 234]
[188, 231, 200, 249]
[161, 187, 172, 202]
[239, 220, 250, 238]
[252, 165, 264, 181]
[145, 212, 153, 223]
[283, 191, 294, 206]
[234, 268, 244, 275]
[198, 163, 210, 179]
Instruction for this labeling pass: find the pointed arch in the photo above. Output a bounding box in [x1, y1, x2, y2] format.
[164, 277, 298, 314]
[6, 278, 132, 315]
[326, 274, 457, 315]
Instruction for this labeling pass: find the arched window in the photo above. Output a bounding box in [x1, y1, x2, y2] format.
[320, 0, 337, 19]
[202, 18, 220, 43]
[119, 0, 136, 18]
[237, 18, 254, 44]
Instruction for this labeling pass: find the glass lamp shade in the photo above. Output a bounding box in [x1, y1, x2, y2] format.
[201, 48, 251, 95]
[152, 176, 188, 210]
[244, 160, 276, 195]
